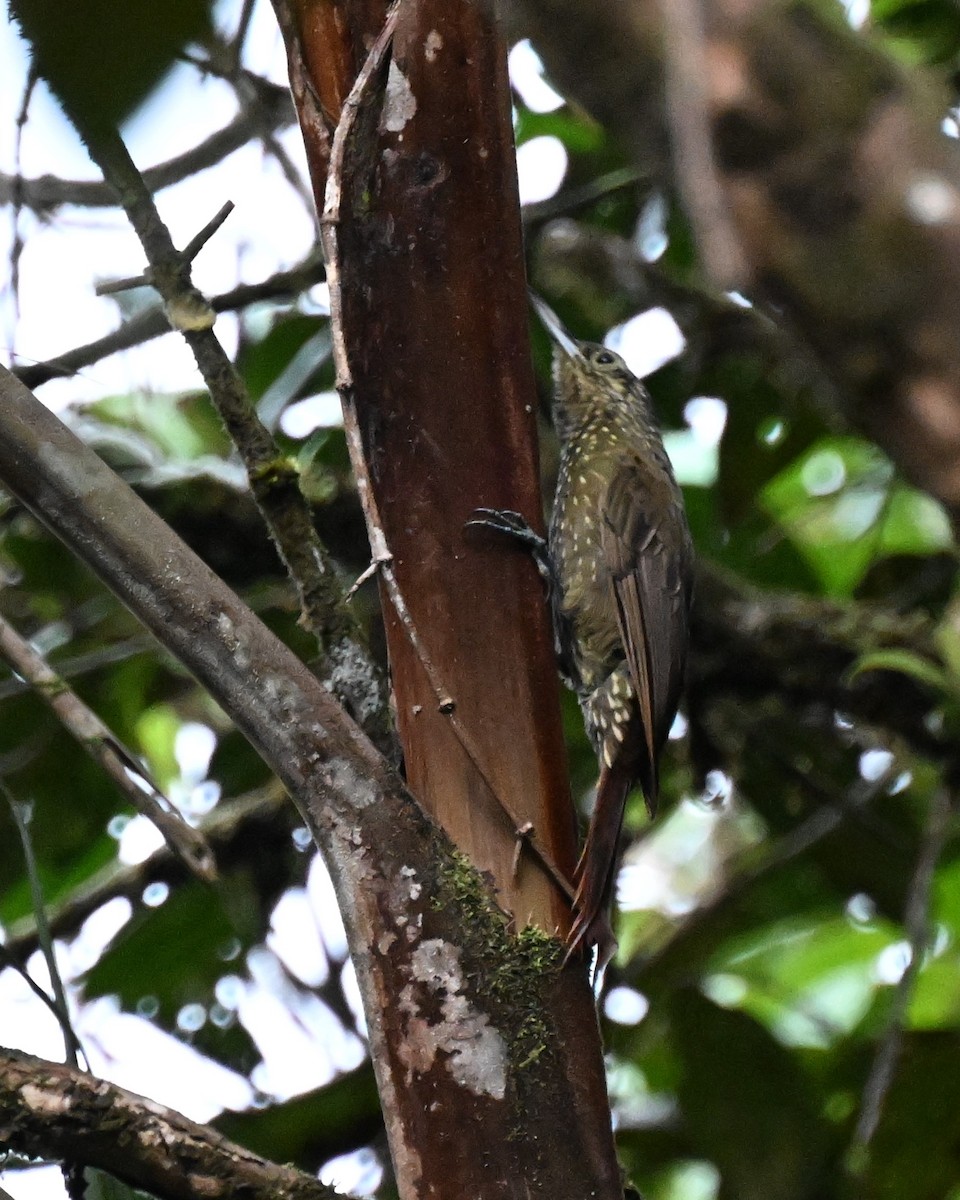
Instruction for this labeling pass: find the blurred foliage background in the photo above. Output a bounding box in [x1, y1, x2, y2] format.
[5, 0, 960, 1198]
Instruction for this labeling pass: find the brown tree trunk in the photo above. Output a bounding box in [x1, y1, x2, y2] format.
[270, 1, 623, 1196]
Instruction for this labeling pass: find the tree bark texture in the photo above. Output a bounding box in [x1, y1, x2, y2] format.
[0, 1048, 334, 1200]
[0, 349, 619, 1197]
[278, 0, 576, 932]
[271, 0, 622, 1195]
[510, 0, 960, 518]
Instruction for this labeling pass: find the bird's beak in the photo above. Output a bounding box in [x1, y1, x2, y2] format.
[528, 291, 582, 360]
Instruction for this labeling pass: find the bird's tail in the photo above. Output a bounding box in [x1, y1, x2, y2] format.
[566, 761, 634, 966]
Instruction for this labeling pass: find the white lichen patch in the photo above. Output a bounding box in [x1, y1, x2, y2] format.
[397, 939, 508, 1099]
[21, 1084, 70, 1115]
[215, 611, 250, 670]
[185, 1175, 224, 1198]
[322, 756, 379, 809]
[324, 806, 377, 889]
[424, 30, 443, 62]
[382, 61, 417, 134]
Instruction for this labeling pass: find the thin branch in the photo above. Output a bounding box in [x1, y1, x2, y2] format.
[8, 64, 38, 332]
[0, 610, 216, 880]
[0, 84, 294, 211]
[3, 784, 83, 1067]
[847, 784, 956, 1173]
[65, 118, 388, 745]
[0, 943, 76, 1035]
[0, 1047, 345, 1200]
[522, 166, 647, 226]
[13, 253, 326, 389]
[321, 6, 573, 906]
[2, 783, 290, 963]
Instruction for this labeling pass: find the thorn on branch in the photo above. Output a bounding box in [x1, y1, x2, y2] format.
[512, 822, 535, 879]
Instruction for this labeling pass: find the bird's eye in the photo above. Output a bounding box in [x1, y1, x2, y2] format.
[594, 351, 616, 366]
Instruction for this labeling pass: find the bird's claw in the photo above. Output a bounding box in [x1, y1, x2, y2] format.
[466, 508, 544, 547]
[466, 508, 554, 589]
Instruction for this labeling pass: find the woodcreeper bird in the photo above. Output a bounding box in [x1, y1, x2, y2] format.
[471, 297, 694, 963]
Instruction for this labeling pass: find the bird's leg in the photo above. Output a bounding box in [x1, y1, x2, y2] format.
[466, 508, 556, 593]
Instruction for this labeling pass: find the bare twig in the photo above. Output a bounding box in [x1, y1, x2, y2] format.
[0, 84, 293, 211]
[321, 8, 574, 906]
[181, 201, 236, 262]
[0, 943, 77, 1039]
[0, 611, 216, 880]
[94, 202, 236, 297]
[2, 782, 83, 1067]
[13, 254, 326, 388]
[62, 119, 388, 744]
[847, 785, 956, 1172]
[8, 65, 38, 332]
[3, 784, 288, 962]
[0, 1047, 344, 1200]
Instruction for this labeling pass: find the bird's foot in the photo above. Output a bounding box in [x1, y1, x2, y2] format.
[466, 508, 554, 590]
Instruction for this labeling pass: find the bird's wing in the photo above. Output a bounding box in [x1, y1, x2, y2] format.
[600, 455, 692, 810]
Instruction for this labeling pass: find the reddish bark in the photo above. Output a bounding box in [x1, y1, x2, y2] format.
[271, 2, 623, 1197]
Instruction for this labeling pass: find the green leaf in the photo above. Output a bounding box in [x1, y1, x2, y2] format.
[761, 437, 893, 596]
[705, 912, 897, 1046]
[11, 0, 213, 132]
[514, 106, 605, 153]
[671, 990, 830, 1200]
[874, 0, 960, 63]
[86, 392, 229, 463]
[908, 953, 960, 1028]
[845, 649, 952, 696]
[215, 1064, 382, 1168]
[82, 879, 237, 1022]
[878, 486, 953, 556]
[134, 704, 181, 788]
[238, 314, 330, 405]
